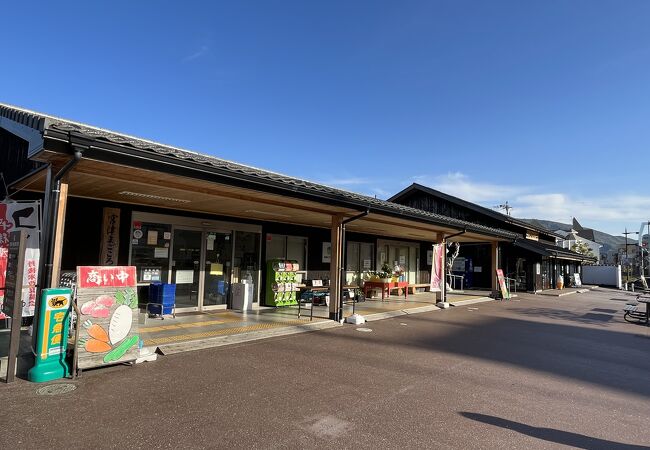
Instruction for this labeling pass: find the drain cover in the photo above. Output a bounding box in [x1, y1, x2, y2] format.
[356, 327, 373, 333]
[36, 383, 77, 396]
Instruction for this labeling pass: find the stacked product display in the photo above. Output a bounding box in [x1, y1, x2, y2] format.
[265, 260, 300, 307]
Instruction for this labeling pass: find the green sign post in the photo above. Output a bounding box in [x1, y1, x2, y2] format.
[28, 288, 72, 383]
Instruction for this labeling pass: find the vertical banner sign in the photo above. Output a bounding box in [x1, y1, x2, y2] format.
[496, 269, 510, 300]
[100, 207, 121, 266]
[0, 201, 41, 318]
[75, 266, 139, 369]
[2, 231, 26, 383]
[28, 288, 72, 383]
[430, 244, 444, 292]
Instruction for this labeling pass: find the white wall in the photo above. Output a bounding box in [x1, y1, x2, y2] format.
[582, 265, 622, 288]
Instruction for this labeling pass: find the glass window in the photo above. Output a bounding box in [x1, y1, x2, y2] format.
[346, 242, 374, 285]
[265, 234, 307, 270]
[287, 236, 307, 269]
[130, 221, 172, 284]
[266, 234, 286, 261]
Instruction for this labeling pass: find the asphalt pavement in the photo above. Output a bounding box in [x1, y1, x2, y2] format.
[1, 288, 649, 449]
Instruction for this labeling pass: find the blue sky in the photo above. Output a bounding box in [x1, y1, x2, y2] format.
[3, 1, 649, 236]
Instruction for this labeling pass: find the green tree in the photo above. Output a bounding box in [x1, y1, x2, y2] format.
[571, 241, 595, 259]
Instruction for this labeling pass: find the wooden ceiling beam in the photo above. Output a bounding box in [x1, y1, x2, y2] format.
[71, 162, 351, 217]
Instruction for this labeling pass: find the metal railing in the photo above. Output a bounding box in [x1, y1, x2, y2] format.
[447, 273, 464, 292]
[504, 277, 518, 296]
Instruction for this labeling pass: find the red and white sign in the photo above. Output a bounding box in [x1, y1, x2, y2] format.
[76, 265, 139, 370]
[0, 201, 40, 318]
[78, 266, 136, 289]
[496, 269, 510, 299]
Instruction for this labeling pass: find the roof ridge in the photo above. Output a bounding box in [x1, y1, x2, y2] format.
[1, 102, 519, 239]
[0, 101, 396, 204]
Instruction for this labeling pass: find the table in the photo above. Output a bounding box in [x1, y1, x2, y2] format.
[363, 281, 408, 301]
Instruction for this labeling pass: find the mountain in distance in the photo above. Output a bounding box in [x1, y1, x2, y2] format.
[520, 218, 637, 256]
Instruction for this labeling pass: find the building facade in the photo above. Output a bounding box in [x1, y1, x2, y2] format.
[389, 184, 595, 292]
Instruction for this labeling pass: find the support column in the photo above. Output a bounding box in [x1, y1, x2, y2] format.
[49, 180, 69, 288]
[491, 241, 499, 295]
[436, 236, 447, 307]
[329, 215, 343, 321]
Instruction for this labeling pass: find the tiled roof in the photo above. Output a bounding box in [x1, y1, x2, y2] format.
[513, 239, 597, 261]
[389, 183, 563, 239]
[0, 102, 518, 239]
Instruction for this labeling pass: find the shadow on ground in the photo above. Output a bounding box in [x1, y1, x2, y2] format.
[326, 312, 650, 398]
[460, 412, 648, 449]
[513, 307, 621, 325]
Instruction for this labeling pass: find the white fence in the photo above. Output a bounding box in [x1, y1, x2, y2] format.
[582, 265, 622, 288]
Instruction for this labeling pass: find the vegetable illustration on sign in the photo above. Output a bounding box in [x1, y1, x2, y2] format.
[76, 267, 140, 369]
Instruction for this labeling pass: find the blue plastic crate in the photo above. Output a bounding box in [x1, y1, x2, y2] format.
[149, 283, 176, 305]
[148, 304, 174, 315]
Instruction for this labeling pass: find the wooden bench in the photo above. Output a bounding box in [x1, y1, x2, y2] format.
[408, 284, 430, 294]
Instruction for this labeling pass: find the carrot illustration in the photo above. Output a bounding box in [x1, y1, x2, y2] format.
[86, 323, 110, 343]
[84, 339, 112, 353]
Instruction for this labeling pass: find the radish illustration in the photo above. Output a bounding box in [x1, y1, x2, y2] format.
[109, 305, 133, 345]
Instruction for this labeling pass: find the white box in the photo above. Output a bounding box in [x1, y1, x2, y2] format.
[232, 282, 255, 310]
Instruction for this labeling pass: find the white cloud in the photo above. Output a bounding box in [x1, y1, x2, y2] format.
[406, 173, 650, 235]
[513, 193, 650, 225]
[183, 45, 209, 62]
[413, 172, 528, 204]
[314, 170, 650, 235]
[321, 177, 371, 187]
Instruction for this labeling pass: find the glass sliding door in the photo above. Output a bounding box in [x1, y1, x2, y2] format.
[203, 232, 232, 308]
[233, 231, 261, 304]
[172, 229, 202, 310]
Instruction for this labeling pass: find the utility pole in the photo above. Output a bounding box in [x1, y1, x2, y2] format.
[495, 201, 513, 216]
[639, 220, 650, 277]
[622, 228, 639, 287]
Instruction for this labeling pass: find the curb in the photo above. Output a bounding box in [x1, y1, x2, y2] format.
[156, 320, 342, 355]
[449, 297, 494, 307]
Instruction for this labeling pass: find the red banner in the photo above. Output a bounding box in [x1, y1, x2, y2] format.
[78, 266, 136, 289]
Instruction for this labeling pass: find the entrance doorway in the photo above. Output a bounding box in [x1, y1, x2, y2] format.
[131, 212, 262, 313]
[172, 229, 202, 309]
[171, 229, 234, 311]
[203, 231, 232, 308]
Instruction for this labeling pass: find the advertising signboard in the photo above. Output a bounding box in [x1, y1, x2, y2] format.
[99, 207, 120, 266]
[28, 288, 72, 382]
[496, 269, 510, 300]
[0, 201, 41, 318]
[75, 266, 140, 369]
